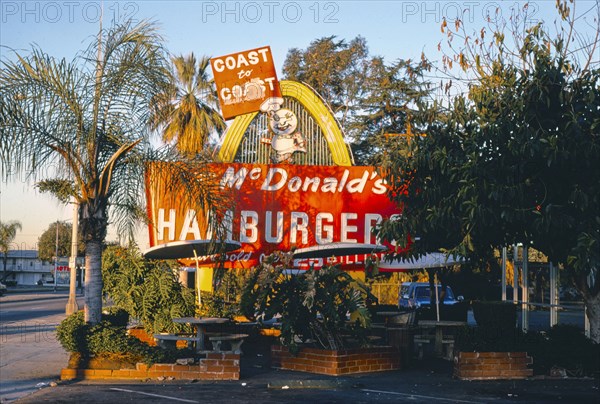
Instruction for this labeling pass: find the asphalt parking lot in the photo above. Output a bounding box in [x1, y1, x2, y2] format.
[3, 290, 598, 403]
[16, 355, 600, 403]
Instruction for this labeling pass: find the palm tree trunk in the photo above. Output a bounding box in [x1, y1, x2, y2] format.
[84, 239, 103, 324]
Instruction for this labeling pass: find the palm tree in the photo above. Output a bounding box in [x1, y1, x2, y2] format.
[0, 220, 22, 276]
[0, 20, 224, 324]
[151, 53, 225, 156]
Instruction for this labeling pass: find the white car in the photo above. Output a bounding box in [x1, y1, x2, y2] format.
[0, 282, 7, 296]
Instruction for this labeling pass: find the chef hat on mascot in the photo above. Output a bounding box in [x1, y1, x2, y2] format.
[260, 97, 284, 115]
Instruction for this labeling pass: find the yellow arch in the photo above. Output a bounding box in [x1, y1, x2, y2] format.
[218, 80, 352, 166]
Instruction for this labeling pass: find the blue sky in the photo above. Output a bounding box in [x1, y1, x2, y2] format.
[0, 0, 593, 250]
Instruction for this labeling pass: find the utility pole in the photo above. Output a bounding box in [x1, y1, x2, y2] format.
[53, 221, 58, 292]
[66, 198, 79, 315]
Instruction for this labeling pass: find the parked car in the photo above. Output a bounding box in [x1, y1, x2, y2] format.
[0, 281, 7, 296]
[398, 282, 463, 309]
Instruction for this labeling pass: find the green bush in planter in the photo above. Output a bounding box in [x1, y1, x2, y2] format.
[56, 309, 131, 352]
[454, 325, 534, 352]
[56, 311, 174, 365]
[56, 311, 88, 353]
[456, 301, 521, 352]
[101, 307, 129, 327]
[241, 252, 375, 353]
[525, 325, 600, 377]
[102, 245, 195, 335]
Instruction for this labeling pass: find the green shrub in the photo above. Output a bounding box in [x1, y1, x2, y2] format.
[455, 325, 535, 352]
[455, 301, 521, 353]
[199, 268, 253, 318]
[56, 311, 175, 365]
[101, 307, 129, 327]
[56, 311, 88, 353]
[455, 319, 599, 377]
[199, 291, 238, 318]
[241, 252, 375, 353]
[525, 325, 600, 377]
[102, 246, 195, 335]
[87, 323, 137, 355]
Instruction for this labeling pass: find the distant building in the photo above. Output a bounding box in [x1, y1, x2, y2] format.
[0, 250, 68, 286]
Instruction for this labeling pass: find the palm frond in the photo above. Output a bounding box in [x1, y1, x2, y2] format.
[149, 52, 225, 155]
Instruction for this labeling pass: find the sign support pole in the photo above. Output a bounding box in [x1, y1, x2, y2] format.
[513, 245, 519, 304]
[66, 199, 79, 315]
[434, 272, 440, 322]
[193, 250, 201, 309]
[501, 247, 507, 301]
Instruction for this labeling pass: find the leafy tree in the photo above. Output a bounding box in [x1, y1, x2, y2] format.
[0, 20, 225, 324]
[378, 2, 600, 341]
[0, 220, 22, 275]
[283, 36, 433, 165]
[37, 221, 85, 263]
[349, 57, 433, 165]
[283, 36, 369, 129]
[150, 53, 225, 157]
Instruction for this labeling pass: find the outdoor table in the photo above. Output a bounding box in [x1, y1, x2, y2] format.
[172, 317, 230, 352]
[418, 320, 467, 357]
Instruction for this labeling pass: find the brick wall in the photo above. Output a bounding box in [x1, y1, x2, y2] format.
[271, 345, 401, 376]
[453, 351, 533, 380]
[61, 352, 240, 381]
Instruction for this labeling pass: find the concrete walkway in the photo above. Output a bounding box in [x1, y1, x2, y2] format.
[0, 292, 74, 402]
[0, 312, 69, 402]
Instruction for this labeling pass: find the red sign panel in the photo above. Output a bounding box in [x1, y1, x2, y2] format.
[211, 46, 281, 120]
[146, 163, 404, 270]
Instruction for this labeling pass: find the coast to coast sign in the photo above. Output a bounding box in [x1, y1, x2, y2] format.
[211, 46, 281, 120]
[146, 163, 405, 270]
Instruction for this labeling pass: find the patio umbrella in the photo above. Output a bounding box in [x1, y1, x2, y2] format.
[292, 242, 388, 259]
[377, 252, 465, 271]
[143, 239, 241, 260]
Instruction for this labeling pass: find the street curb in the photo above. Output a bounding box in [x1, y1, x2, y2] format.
[267, 379, 352, 389]
[5, 287, 70, 293]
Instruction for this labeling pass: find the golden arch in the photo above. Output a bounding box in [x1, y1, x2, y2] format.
[218, 80, 352, 166]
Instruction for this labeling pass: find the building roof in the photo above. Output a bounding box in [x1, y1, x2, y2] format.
[0, 250, 39, 259]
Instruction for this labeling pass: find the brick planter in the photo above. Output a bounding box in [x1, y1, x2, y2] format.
[453, 351, 533, 380]
[271, 345, 400, 376]
[61, 352, 240, 381]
